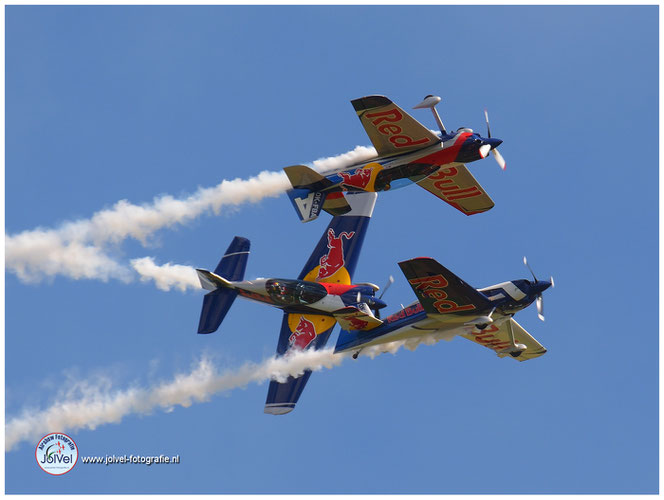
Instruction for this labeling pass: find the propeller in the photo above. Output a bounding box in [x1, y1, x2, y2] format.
[484, 109, 506, 170]
[523, 256, 553, 322]
[374, 275, 394, 319]
[523, 256, 538, 282]
[378, 275, 394, 300]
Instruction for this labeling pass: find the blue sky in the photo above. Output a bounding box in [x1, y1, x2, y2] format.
[5, 5, 658, 494]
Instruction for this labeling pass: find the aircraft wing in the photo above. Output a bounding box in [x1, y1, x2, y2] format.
[265, 192, 377, 414]
[398, 257, 493, 316]
[416, 163, 494, 215]
[351, 95, 440, 157]
[461, 318, 547, 362]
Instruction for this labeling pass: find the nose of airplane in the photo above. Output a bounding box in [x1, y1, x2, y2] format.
[533, 280, 551, 294]
[485, 137, 503, 149]
[371, 297, 387, 310]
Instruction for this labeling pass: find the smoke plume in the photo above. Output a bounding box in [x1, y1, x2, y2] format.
[5, 333, 448, 451]
[6, 348, 350, 451]
[6, 146, 377, 286]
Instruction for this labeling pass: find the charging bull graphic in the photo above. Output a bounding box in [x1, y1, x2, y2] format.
[288, 316, 317, 350]
[339, 167, 373, 189]
[317, 228, 355, 279]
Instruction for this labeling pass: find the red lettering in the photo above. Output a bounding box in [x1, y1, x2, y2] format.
[390, 135, 431, 148]
[378, 124, 401, 135]
[365, 108, 403, 125]
[425, 289, 447, 300]
[409, 275, 449, 291]
[428, 167, 459, 180]
[448, 188, 482, 201]
[365, 107, 431, 149]
[409, 274, 475, 313]
[433, 300, 475, 313]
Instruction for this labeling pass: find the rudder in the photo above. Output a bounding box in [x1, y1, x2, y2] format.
[197, 236, 250, 334]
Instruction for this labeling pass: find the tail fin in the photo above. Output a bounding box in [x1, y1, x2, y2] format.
[287, 189, 352, 222]
[284, 165, 344, 222]
[197, 237, 250, 334]
[286, 188, 327, 222]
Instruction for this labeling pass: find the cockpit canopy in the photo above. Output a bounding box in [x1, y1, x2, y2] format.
[456, 127, 473, 133]
[265, 279, 327, 306]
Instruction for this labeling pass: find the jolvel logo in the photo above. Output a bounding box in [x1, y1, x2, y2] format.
[36, 433, 78, 475]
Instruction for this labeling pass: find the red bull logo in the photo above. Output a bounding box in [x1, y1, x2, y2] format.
[339, 167, 373, 189]
[288, 316, 317, 350]
[347, 316, 369, 330]
[317, 228, 355, 279]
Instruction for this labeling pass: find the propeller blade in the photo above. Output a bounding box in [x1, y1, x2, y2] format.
[484, 109, 492, 138]
[356, 291, 361, 304]
[536, 295, 545, 322]
[550, 275, 555, 288]
[479, 144, 491, 159]
[378, 275, 394, 300]
[491, 148, 506, 170]
[523, 256, 538, 282]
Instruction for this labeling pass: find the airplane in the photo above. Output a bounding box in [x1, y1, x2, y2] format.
[285, 94, 506, 222]
[195, 191, 380, 414]
[334, 256, 553, 362]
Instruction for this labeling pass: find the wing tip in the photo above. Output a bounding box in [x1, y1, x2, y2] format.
[351, 95, 391, 112]
[264, 403, 295, 415]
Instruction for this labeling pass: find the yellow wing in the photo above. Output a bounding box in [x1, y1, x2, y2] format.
[416, 163, 494, 215]
[461, 318, 547, 362]
[351, 95, 440, 156]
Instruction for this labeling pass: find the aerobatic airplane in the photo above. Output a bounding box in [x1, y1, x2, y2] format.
[334, 256, 553, 361]
[286, 94, 506, 222]
[196, 192, 379, 414]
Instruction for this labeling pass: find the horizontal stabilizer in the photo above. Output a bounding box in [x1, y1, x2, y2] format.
[284, 165, 334, 191]
[333, 306, 383, 331]
[321, 191, 352, 216]
[399, 257, 492, 316]
[196, 269, 232, 291]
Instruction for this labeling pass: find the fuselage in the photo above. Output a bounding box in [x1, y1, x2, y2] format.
[228, 278, 386, 316]
[322, 129, 502, 193]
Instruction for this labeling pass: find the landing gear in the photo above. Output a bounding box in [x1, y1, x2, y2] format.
[476, 323, 488, 331]
[352, 351, 360, 360]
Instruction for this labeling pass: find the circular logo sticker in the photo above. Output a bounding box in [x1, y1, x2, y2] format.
[35, 433, 78, 475]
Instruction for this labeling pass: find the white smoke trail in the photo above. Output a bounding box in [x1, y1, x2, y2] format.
[5, 333, 447, 451]
[6, 145, 377, 285]
[6, 348, 350, 452]
[131, 257, 200, 292]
